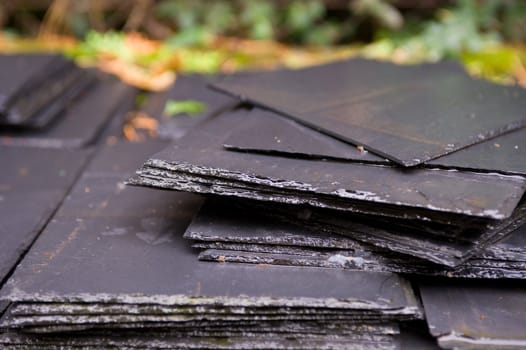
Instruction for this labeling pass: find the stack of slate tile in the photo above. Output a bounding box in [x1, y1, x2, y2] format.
[2, 56, 526, 350]
[0, 53, 136, 289]
[0, 141, 425, 350]
[126, 58, 526, 349]
[128, 61, 526, 267]
[0, 53, 136, 148]
[0, 54, 93, 129]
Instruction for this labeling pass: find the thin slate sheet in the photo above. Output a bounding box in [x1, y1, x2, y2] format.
[0, 333, 398, 350]
[133, 144, 526, 222]
[0, 147, 90, 286]
[132, 161, 526, 266]
[419, 279, 526, 350]
[0, 73, 135, 149]
[128, 108, 526, 265]
[212, 58, 526, 166]
[187, 199, 526, 279]
[142, 75, 238, 140]
[224, 108, 526, 176]
[132, 109, 526, 222]
[0, 54, 92, 128]
[0, 141, 420, 317]
[0, 54, 61, 112]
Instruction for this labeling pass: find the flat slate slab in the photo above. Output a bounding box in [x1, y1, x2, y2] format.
[128, 107, 526, 266]
[0, 140, 422, 349]
[212, 58, 526, 166]
[0, 141, 419, 311]
[224, 108, 526, 176]
[0, 146, 90, 287]
[419, 279, 526, 349]
[0, 54, 94, 129]
[187, 199, 526, 279]
[131, 110, 526, 222]
[0, 72, 135, 149]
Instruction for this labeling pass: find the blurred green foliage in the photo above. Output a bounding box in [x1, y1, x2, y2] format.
[154, 0, 353, 46]
[163, 99, 207, 117]
[2, 0, 526, 47]
[70, 31, 175, 66]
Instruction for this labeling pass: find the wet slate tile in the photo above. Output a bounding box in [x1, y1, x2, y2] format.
[223, 108, 386, 163]
[135, 109, 526, 222]
[223, 108, 526, 176]
[187, 199, 526, 278]
[128, 105, 526, 266]
[0, 73, 135, 149]
[185, 199, 363, 250]
[0, 54, 93, 128]
[427, 127, 526, 175]
[132, 142, 526, 222]
[0, 54, 63, 112]
[418, 279, 526, 350]
[0, 141, 421, 320]
[0, 147, 90, 287]
[212, 58, 526, 166]
[0, 332, 398, 350]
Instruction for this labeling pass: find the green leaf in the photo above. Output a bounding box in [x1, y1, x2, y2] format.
[163, 100, 207, 117]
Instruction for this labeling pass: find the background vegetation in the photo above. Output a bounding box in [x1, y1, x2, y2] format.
[1, 0, 525, 89]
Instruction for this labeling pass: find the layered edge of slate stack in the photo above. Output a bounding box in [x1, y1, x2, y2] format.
[211, 58, 526, 167]
[0, 71, 136, 149]
[128, 108, 526, 266]
[418, 279, 526, 350]
[0, 146, 91, 288]
[0, 54, 95, 129]
[185, 198, 526, 279]
[0, 140, 423, 350]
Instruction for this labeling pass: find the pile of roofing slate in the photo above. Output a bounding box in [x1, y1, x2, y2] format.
[127, 58, 526, 349]
[2, 56, 526, 350]
[0, 54, 93, 129]
[130, 58, 526, 271]
[0, 141, 425, 350]
[0, 52, 135, 290]
[0, 53, 136, 148]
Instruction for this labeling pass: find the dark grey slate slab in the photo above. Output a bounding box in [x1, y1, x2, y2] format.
[0, 54, 92, 128]
[0, 147, 90, 287]
[224, 108, 386, 163]
[187, 199, 526, 278]
[142, 75, 238, 140]
[133, 109, 526, 222]
[224, 108, 526, 176]
[212, 58, 526, 166]
[133, 144, 526, 222]
[133, 165, 526, 266]
[0, 54, 62, 112]
[0, 332, 398, 350]
[7, 68, 94, 130]
[185, 200, 363, 250]
[128, 106, 526, 266]
[419, 279, 526, 349]
[0, 141, 421, 319]
[0, 73, 135, 149]
[427, 127, 526, 175]
[198, 247, 526, 279]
